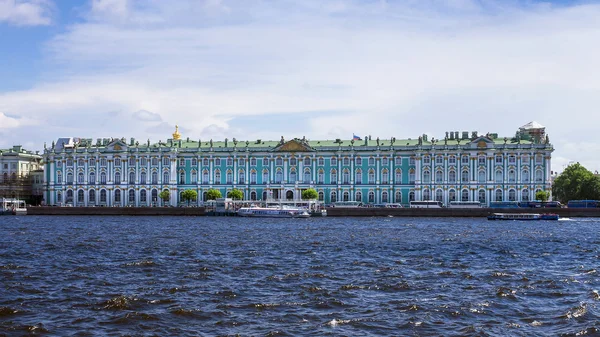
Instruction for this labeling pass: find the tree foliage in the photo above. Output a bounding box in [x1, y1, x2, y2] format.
[159, 190, 170, 206]
[552, 163, 600, 203]
[535, 190, 550, 203]
[181, 189, 198, 206]
[227, 188, 244, 200]
[302, 188, 318, 200]
[206, 188, 222, 200]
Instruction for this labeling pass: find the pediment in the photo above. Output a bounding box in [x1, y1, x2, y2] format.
[107, 139, 128, 151]
[272, 139, 314, 152]
[468, 136, 494, 149]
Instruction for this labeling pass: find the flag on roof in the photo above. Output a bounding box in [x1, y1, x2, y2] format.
[353, 134, 361, 140]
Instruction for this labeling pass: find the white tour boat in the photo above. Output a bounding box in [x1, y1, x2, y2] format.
[487, 213, 559, 221]
[0, 198, 27, 215]
[237, 205, 311, 218]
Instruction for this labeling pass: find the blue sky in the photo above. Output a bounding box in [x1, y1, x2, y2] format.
[1, 0, 600, 173]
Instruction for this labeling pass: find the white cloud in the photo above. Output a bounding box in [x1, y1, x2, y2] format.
[0, 0, 53, 26]
[1, 0, 600, 172]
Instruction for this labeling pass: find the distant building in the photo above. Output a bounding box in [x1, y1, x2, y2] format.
[0, 145, 43, 202]
[41, 122, 554, 207]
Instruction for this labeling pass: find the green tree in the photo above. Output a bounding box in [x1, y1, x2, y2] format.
[535, 190, 550, 203]
[181, 189, 198, 206]
[159, 189, 170, 206]
[227, 188, 244, 200]
[552, 163, 600, 203]
[206, 188, 222, 200]
[302, 188, 318, 200]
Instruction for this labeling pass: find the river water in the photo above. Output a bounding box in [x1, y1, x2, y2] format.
[0, 216, 599, 336]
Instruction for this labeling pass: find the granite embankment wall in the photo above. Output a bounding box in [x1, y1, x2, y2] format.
[28, 206, 600, 217]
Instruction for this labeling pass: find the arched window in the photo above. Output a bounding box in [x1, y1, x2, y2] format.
[368, 169, 375, 184]
[355, 191, 362, 202]
[409, 169, 415, 184]
[250, 191, 257, 200]
[129, 171, 135, 183]
[77, 189, 84, 203]
[495, 189, 503, 201]
[129, 189, 135, 204]
[289, 169, 297, 183]
[100, 189, 106, 203]
[100, 172, 107, 184]
[522, 169, 530, 182]
[78, 158, 85, 166]
[434, 170, 443, 183]
[151, 189, 158, 205]
[395, 191, 402, 203]
[436, 189, 443, 202]
[330, 169, 337, 184]
[203, 158, 209, 166]
[238, 170, 245, 184]
[115, 158, 122, 167]
[57, 192, 62, 202]
[343, 191, 350, 201]
[304, 168, 311, 183]
[461, 170, 469, 183]
[250, 170, 257, 184]
[88, 190, 96, 203]
[508, 170, 516, 183]
[478, 170, 486, 183]
[449, 189, 456, 201]
[304, 157, 311, 166]
[67, 172, 73, 184]
[140, 189, 147, 203]
[57, 171, 62, 184]
[535, 169, 543, 182]
[318, 191, 324, 201]
[382, 169, 389, 184]
[78, 172, 84, 184]
[89, 172, 95, 183]
[115, 189, 121, 203]
[115, 172, 121, 184]
[522, 189, 529, 201]
[395, 169, 402, 184]
[356, 157, 362, 166]
[495, 170, 503, 183]
[330, 191, 337, 203]
[191, 171, 197, 184]
[461, 189, 469, 201]
[423, 170, 431, 183]
[342, 169, 350, 184]
[448, 170, 456, 183]
[409, 191, 415, 201]
[423, 189, 430, 200]
[382, 191, 389, 203]
[179, 171, 185, 184]
[163, 171, 170, 183]
[508, 189, 516, 201]
[318, 169, 324, 184]
[262, 169, 269, 184]
[276, 157, 283, 166]
[275, 169, 283, 183]
[66, 190, 73, 203]
[368, 191, 375, 203]
[214, 170, 221, 184]
[290, 157, 297, 166]
[203, 170, 209, 184]
[355, 169, 362, 184]
[152, 171, 158, 184]
[478, 189, 486, 204]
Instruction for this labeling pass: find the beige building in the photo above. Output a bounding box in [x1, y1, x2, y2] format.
[0, 145, 43, 202]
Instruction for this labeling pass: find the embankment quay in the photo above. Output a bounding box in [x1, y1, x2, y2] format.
[27, 207, 600, 217]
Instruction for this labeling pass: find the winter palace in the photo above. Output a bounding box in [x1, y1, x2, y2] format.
[41, 121, 553, 207]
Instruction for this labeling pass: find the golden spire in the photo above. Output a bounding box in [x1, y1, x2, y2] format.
[172, 125, 181, 140]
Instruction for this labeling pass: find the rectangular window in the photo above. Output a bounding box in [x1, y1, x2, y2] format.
[382, 157, 389, 166]
[263, 158, 269, 166]
[318, 157, 324, 166]
[238, 158, 245, 166]
[215, 158, 221, 166]
[535, 154, 543, 164]
[251, 158, 257, 166]
[179, 158, 185, 166]
[409, 157, 415, 166]
[192, 158, 197, 166]
[331, 157, 337, 166]
[495, 156, 503, 164]
[478, 156, 486, 166]
[343, 157, 349, 166]
[461, 156, 469, 164]
[395, 157, 401, 165]
[129, 157, 136, 166]
[163, 157, 170, 166]
[151, 157, 158, 166]
[368, 157, 375, 166]
[227, 158, 233, 166]
[435, 156, 443, 165]
[140, 157, 147, 166]
[448, 156, 456, 165]
[423, 156, 430, 165]
[100, 158, 107, 167]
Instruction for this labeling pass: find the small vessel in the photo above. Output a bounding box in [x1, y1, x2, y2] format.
[487, 213, 559, 221]
[237, 205, 310, 218]
[0, 198, 27, 215]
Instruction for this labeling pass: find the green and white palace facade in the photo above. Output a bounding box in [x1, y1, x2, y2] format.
[41, 122, 553, 207]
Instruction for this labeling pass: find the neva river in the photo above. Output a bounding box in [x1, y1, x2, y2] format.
[1, 216, 599, 336]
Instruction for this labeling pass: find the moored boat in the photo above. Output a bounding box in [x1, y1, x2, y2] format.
[0, 198, 27, 215]
[487, 213, 559, 221]
[237, 206, 310, 218]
